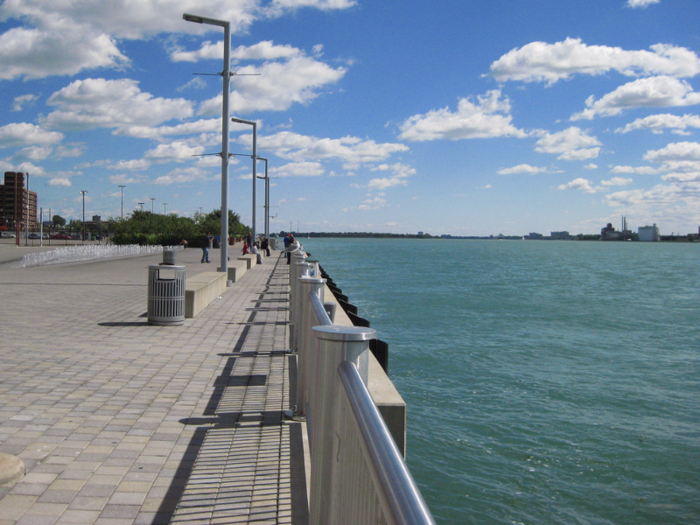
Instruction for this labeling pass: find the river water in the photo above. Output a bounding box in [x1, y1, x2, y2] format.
[298, 237, 700, 525]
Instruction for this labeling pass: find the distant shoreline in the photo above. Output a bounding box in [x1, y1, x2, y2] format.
[287, 232, 699, 242]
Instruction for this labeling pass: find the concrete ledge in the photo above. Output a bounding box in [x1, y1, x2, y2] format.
[227, 259, 248, 283]
[185, 271, 227, 318]
[324, 284, 407, 456]
[238, 254, 257, 269]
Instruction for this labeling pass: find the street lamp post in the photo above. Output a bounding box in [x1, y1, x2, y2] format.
[150, 197, 156, 214]
[80, 190, 87, 244]
[184, 12, 231, 280]
[138, 202, 144, 211]
[118, 185, 126, 219]
[257, 157, 270, 239]
[231, 117, 257, 243]
[163, 203, 167, 214]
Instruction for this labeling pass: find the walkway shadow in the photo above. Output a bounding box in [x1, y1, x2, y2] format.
[153, 255, 309, 524]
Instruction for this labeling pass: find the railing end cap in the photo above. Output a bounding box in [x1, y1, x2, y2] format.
[312, 325, 376, 341]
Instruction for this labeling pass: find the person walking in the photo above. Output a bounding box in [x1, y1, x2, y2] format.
[284, 234, 298, 265]
[261, 236, 270, 257]
[201, 232, 212, 263]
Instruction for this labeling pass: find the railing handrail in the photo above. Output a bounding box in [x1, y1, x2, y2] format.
[338, 360, 436, 525]
[309, 290, 332, 326]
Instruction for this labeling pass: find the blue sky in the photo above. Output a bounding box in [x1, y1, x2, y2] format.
[1, 0, 699, 236]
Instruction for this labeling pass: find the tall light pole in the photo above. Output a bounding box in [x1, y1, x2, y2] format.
[80, 190, 87, 244]
[163, 202, 168, 214]
[184, 13, 231, 279]
[231, 117, 257, 243]
[118, 185, 126, 219]
[150, 197, 156, 214]
[257, 157, 270, 239]
[138, 202, 144, 211]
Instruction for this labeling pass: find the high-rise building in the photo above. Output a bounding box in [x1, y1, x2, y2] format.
[0, 172, 38, 231]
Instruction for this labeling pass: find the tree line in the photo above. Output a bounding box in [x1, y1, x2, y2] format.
[108, 209, 250, 247]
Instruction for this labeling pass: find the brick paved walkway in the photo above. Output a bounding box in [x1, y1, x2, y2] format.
[0, 247, 307, 525]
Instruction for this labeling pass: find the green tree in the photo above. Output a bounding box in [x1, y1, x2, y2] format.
[200, 209, 249, 238]
[107, 209, 248, 246]
[52, 215, 66, 227]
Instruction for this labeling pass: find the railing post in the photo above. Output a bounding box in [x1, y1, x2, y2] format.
[296, 277, 326, 416]
[309, 325, 376, 525]
[291, 261, 313, 351]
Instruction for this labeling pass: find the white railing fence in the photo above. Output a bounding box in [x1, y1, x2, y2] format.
[288, 247, 435, 525]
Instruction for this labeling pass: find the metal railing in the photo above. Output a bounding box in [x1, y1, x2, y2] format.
[288, 247, 435, 525]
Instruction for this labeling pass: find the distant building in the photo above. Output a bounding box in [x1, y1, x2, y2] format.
[524, 232, 543, 240]
[601, 218, 632, 241]
[638, 224, 660, 242]
[0, 172, 38, 231]
[551, 231, 570, 239]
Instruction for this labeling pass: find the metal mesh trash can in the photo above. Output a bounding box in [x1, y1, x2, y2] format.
[148, 265, 185, 325]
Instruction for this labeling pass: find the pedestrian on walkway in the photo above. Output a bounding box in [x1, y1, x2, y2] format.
[201, 232, 212, 263]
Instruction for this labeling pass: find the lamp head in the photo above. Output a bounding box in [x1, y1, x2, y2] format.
[183, 13, 203, 23]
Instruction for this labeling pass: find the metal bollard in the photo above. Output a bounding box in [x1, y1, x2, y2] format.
[308, 325, 375, 525]
[295, 277, 326, 416]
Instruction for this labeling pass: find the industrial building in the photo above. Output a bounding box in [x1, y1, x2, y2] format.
[638, 224, 660, 242]
[0, 172, 38, 232]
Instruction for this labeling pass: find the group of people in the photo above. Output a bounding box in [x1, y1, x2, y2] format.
[199, 231, 297, 265]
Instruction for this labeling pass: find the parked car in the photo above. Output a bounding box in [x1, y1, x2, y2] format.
[1, 232, 16, 238]
[50, 233, 71, 240]
[28, 233, 41, 239]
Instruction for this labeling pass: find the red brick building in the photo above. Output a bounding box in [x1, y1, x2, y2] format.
[0, 172, 38, 231]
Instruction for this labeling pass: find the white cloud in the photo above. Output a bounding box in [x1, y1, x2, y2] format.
[605, 182, 700, 227]
[109, 159, 151, 171]
[535, 127, 601, 160]
[144, 141, 206, 162]
[0, 23, 128, 80]
[584, 163, 598, 169]
[270, 161, 324, 177]
[627, 0, 660, 8]
[661, 172, 700, 182]
[398, 90, 527, 141]
[366, 163, 415, 191]
[557, 178, 599, 193]
[610, 165, 659, 175]
[43, 78, 194, 132]
[12, 94, 39, 112]
[497, 164, 548, 175]
[263, 0, 357, 17]
[644, 141, 700, 162]
[115, 119, 221, 141]
[199, 56, 346, 115]
[252, 131, 408, 165]
[357, 196, 388, 211]
[48, 177, 72, 187]
[172, 40, 302, 62]
[601, 177, 633, 186]
[109, 174, 147, 184]
[572, 76, 700, 120]
[616, 113, 700, 134]
[0, 123, 63, 149]
[11, 145, 53, 162]
[151, 167, 210, 185]
[0, 0, 356, 80]
[489, 38, 700, 84]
